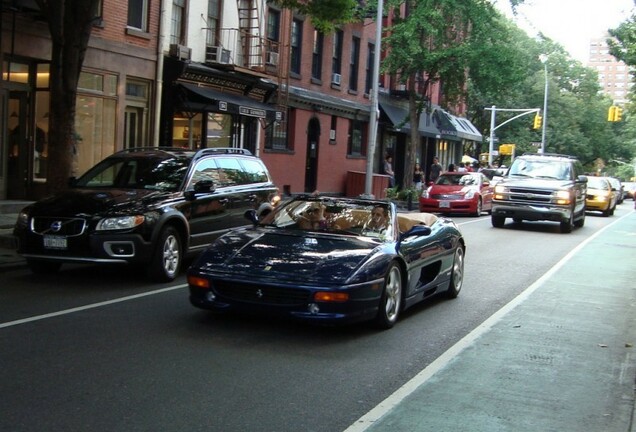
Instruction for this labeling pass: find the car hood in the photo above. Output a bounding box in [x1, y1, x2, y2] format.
[193, 228, 385, 284]
[26, 188, 176, 217]
[430, 184, 476, 194]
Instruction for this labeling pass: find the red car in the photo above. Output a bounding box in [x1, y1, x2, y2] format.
[420, 172, 494, 216]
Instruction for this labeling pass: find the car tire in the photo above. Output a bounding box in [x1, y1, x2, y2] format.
[473, 198, 482, 217]
[27, 259, 61, 274]
[560, 211, 574, 234]
[446, 244, 464, 299]
[574, 211, 585, 228]
[491, 215, 505, 228]
[373, 262, 403, 330]
[147, 226, 181, 282]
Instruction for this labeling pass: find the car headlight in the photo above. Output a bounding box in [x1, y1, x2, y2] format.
[555, 190, 571, 205]
[96, 215, 145, 231]
[494, 185, 507, 194]
[421, 188, 431, 199]
[464, 189, 475, 199]
[16, 210, 30, 227]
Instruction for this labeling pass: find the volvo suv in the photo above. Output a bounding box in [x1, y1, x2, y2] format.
[14, 147, 278, 281]
[490, 153, 587, 233]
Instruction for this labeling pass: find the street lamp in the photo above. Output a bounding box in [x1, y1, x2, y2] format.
[539, 54, 548, 154]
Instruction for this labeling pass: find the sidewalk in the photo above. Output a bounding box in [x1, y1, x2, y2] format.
[347, 211, 636, 432]
[0, 203, 26, 271]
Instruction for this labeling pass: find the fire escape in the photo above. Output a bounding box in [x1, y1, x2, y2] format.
[204, 0, 289, 121]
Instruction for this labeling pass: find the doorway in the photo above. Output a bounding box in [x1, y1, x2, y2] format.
[6, 92, 28, 199]
[304, 117, 320, 193]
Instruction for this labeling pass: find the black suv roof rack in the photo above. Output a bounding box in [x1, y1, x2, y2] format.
[112, 146, 253, 159]
[194, 147, 252, 157]
[521, 152, 578, 159]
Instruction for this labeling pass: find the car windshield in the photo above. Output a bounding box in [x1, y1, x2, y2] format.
[261, 198, 394, 239]
[587, 176, 610, 190]
[74, 156, 191, 192]
[436, 173, 478, 186]
[508, 159, 572, 180]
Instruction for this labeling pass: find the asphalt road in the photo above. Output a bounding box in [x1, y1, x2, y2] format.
[0, 203, 632, 432]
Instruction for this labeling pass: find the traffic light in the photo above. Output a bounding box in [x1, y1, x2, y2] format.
[608, 105, 623, 122]
[533, 114, 542, 129]
[615, 106, 623, 122]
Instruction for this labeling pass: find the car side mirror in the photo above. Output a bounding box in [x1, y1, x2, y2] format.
[399, 224, 431, 241]
[193, 179, 215, 193]
[244, 209, 258, 227]
[577, 175, 588, 183]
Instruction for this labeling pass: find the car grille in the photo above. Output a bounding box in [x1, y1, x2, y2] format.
[30, 217, 88, 237]
[507, 187, 554, 204]
[214, 281, 311, 306]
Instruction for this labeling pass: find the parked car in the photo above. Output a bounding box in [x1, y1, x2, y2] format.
[606, 177, 624, 204]
[187, 196, 466, 329]
[623, 182, 636, 200]
[419, 172, 494, 216]
[585, 176, 617, 216]
[491, 153, 587, 233]
[14, 147, 278, 281]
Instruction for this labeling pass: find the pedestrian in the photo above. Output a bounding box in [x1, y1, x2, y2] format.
[430, 157, 442, 183]
[384, 155, 395, 187]
[413, 163, 423, 190]
[448, 163, 455, 172]
[457, 162, 467, 172]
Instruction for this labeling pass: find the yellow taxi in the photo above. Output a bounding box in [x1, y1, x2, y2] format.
[585, 176, 617, 216]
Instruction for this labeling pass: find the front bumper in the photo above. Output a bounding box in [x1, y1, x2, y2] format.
[491, 202, 571, 222]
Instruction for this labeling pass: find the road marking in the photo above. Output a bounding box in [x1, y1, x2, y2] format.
[344, 211, 634, 432]
[0, 284, 188, 329]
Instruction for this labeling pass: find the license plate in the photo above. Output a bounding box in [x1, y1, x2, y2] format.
[43, 235, 68, 250]
[439, 201, 451, 208]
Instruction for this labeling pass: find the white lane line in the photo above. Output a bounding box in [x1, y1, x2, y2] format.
[344, 212, 634, 432]
[0, 284, 188, 329]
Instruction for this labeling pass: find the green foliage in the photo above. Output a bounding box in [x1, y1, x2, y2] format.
[273, 0, 360, 32]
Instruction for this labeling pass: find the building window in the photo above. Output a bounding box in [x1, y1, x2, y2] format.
[365, 42, 375, 94]
[170, 0, 186, 45]
[291, 19, 303, 74]
[311, 30, 324, 80]
[127, 0, 148, 31]
[349, 36, 360, 91]
[207, 0, 221, 46]
[75, 71, 118, 176]
[124, 79, 151, 149]
[332, 30, 344, 76]
[267, 8, 280, 41]
[330, 115, 337, 143]
[266, 111, 290, 150]
[348, 119, 364, 156]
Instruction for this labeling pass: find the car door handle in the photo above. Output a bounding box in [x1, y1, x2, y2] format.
[219, 198, 230, 206]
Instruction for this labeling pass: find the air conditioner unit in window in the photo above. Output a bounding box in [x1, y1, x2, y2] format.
[169, 44, 191, 61]
[329, 129, 336, 141]
[331, 73, 341, 85]
[266, 51, 279, 66]
[206, 46, 232, 64]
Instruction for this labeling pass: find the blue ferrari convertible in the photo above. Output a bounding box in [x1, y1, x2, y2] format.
[187, 196, 465, 329]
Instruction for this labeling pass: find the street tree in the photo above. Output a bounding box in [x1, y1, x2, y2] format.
[382, 0, 507, 188]
[274, 0, 360, 32]
[34, 0, 101, 194]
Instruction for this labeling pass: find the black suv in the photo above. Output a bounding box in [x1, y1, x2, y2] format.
[14, 147, 278, 281]
[490, 153, 587, 233]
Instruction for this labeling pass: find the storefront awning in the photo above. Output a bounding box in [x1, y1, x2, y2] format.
[434, 109, 483, 142]
[176, 83, 283, 122]
[379, 97, 440, 138]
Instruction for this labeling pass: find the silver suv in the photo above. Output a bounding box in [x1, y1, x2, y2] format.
[490, 153, 587, 233]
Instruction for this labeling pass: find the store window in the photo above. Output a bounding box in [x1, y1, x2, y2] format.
[33, 63, 50, 182]
[74, 71, 117, 177]
[207, 113, 233, 148]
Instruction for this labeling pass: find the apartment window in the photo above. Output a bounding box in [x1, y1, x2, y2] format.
[312, 30, 324, 80]
[332, 30, 344, 76]
[265, 110, 291, 150]
[291, 19, 303, 74]
[170, 0, 186, 45]
[207, 0, 221, 46]
[365, 43, 375, 94]
[267, 9, 280, 41]
[127, 0, 148, 31]
[348, 120, 364, 156]
[349, 36, 360, 91]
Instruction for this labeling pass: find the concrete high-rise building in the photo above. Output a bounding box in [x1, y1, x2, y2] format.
[588, 35, 632, 105]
